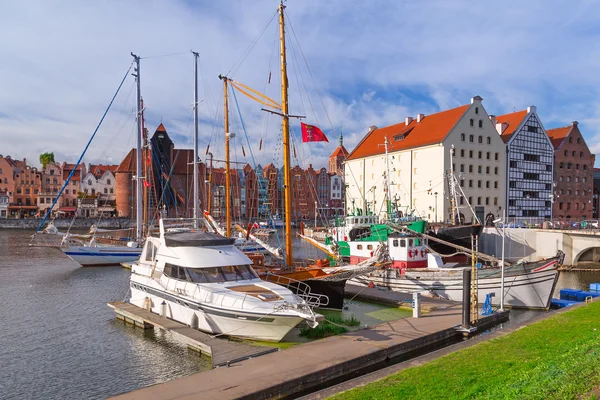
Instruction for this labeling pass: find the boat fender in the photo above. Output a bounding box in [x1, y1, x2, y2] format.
[368, 281, 375, 288]
[344, 236, 348, 241]
[370, 251, 373, 257]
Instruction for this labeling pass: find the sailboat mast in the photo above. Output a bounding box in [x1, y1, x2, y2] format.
[384, 136, 392, 218]
[449, 144, 459, 223]
[192, 51, 200, 223]
[219, 75, 232, 237]
[132, 53, 143, 242]
[279, 2, 293, 266]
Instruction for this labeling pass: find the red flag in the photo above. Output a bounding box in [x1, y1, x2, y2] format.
[301, 123, 328, 143]
[143, 180, 150, 188]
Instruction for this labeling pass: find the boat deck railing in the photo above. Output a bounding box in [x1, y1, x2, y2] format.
[263, 273, 329, 308]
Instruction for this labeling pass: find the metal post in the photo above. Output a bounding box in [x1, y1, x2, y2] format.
[192, 51, 199, 224]
[462, 269, 471, 329]
[412, 292, 421, 318]
[500, 209, 506, 311]
[314, 201, 317, 228]
[131, 53, 143, 242]
[435, 191, 438, 223]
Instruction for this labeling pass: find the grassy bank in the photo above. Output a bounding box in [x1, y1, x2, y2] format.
[329, 301, 600, 400]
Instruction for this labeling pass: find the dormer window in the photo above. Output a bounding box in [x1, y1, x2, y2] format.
[394, 134, 404, 141]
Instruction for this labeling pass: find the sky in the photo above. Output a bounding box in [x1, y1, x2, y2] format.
[2, 0, 600, 171]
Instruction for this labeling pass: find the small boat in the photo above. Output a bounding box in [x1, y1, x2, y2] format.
[60, 236, 142, 267]
[129, 218, 322, 342]
[346, 226, 564, 310]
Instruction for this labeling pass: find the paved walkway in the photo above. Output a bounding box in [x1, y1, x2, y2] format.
[345, 283, 459, 311]
[112, 303, 466, 400]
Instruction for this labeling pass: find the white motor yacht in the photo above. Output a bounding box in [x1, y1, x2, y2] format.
[129, 219, 321, 342]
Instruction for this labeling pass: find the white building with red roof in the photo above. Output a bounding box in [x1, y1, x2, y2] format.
[345, 96, 507, 224]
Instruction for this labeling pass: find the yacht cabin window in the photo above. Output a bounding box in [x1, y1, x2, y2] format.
[400, 239, 406, 248]
[164, 264, 258, 283]
[143, 242, 158, 262]
[393, 239, 399, 247]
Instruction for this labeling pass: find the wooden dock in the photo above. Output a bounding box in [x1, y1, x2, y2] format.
[107, 301, 277, 368]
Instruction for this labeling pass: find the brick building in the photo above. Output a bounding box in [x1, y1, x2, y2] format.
[547, 121, 595, 220]
[38, 162, 64, 217]
[61, 162, 86, 214]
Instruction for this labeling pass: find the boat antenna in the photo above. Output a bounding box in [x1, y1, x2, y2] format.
[132, 52, 143, 242]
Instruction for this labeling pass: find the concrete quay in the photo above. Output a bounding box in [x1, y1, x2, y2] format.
[112, 300, 507, 399]
[0, 217, 132, 230]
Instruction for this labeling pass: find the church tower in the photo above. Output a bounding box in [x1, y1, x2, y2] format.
[328, 131, 349, 175]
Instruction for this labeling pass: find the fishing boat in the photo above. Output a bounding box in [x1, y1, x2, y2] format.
[346, 226, 564, 310]
[129, 218, 322, 341]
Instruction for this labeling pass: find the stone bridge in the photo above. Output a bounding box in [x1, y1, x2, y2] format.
[480, 227, 600, 267]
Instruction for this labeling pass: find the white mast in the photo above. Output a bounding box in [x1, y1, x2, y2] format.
[192, 51, 200, 223]
[384, 136, 392, 218]
[132, 53, 143, 241]
[449, 144, 459, 224]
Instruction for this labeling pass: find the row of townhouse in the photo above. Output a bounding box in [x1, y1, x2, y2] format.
[344, 96, 595, 224]
[116, 124, 349, 224]
[0, 154, 119, 219]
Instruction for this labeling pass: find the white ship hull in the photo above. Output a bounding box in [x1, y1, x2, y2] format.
[130, 277, 304, 341]
[61, 245, 142, 267]
[351, 263, 559, 310]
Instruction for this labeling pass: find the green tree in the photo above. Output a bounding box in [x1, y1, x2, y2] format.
[39, 152, 55, 168]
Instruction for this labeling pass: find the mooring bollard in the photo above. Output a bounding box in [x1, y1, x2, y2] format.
[462, 269, 471, 329]
[412, 292, 421, 318]
[161, 300, 167, 318]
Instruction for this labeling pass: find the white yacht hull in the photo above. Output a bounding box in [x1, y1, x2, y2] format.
[351, 265, 559, 310]
[129, 280, 304, 342]
[61, 245, 142, 267]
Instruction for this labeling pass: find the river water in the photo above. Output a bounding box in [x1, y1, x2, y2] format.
[1, 229, 599, 399]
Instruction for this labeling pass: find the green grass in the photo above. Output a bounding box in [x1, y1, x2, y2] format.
[329, 301, 600, 400]
[299, 312, 362, 339]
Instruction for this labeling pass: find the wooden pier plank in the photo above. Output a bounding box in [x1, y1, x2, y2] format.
[108, 301, 277, 367]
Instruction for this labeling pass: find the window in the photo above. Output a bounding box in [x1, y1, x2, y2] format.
[477, 180, 482, 188]
[393, 239, 399, 247]
[564, 150, 568, 156]
[583, 177, 587, 183]
[469, 165, 473, 173]
[40, 198, 45, 204]
[494, 181, 498, 189]
[527, 125, 537, 133]
[468, 180, 473, 188]
[357, 245, 363, 250]
[510, 160, 517, 168]
[478, 120, 483, 128]
[469, 196, 472, 205]
[575, 177, 579, 183]
[486, 152, 490, 160]
[460, 179, 465, 187]
[580, 151, 584, 157]
[577, 138, 581, 144]
[478, 166, 482, 173]
[470, 119, 474, 127]
[524, 153, 540, 162]
[569, 137, 573, 143]
[486, 181, 490, 188]
[475, 107, 479, 114]
[572, 151, 576, 157]
[495, 152, 499, 161]
[559, 162, 564, 169]
[469, 134, 474, 142]
[460, 149, 465, 157]
[469, 150, 473, 158]
[487, 137, 491, 145]
[478, 151, 482, 159]
[399, 239, 406, 248]
[477, 197, 481, 205]
[367, 244, 373, 250]
[509, 199, 516, 206]
[576, 164, 580, 170]
[494, 167, 498, 174]
[88, 179, 92, 185]
[582, 203, 586, 211]
[559, 202, 563, 210]
[486, 166, 490, 174]
[25, 188, 30, 194]
[110, 188, 114, 194]
[575, 190, 579, 195]
[494, 197, 498, 206]
[460, 164, 464, 172]
[545, 183, 551, 190]
[485, 197, 489, 205]
[575, 203, 579, 211]
[460, 197, 464, 205]
[104, 188, 108, 194]
[546, 164, 552, 172]
[584, 165, 588, 170]
[478, 136, 483, 143]
[107, 179, 111, 185]
[524, 172, 539, 180]
[461, 133, 465, 141]
[566, 176, 571, 182]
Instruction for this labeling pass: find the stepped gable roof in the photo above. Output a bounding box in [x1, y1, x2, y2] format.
[495, 110, 528, 143]
[546, 125, 572, 150]
[117, 149, 137, 173]
[347, 104, 470, 160]
[330, 145, 349, 158]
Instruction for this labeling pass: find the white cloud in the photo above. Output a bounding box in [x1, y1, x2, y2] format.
[3, 0, 600, 169]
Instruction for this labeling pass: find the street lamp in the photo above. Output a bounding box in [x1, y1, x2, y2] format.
[428, 190, 439, 222]
[493, 210, 506, 311]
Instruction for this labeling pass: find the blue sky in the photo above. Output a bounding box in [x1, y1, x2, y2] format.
[2, 0, 600, 170]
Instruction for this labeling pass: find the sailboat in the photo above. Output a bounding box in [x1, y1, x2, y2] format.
[32, 59, 144, 267]
[211, 3, 391, 310]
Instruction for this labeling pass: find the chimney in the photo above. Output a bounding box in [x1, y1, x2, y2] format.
[572, 121, 579, 126]
[527, 105, 536, 114]
[471, 95, 483, 104]
[496, 122, 508, 135]
[368, 125, 378, 133]
[489, 115, 497, 125]
[405, 117, 413, 125]
[416, 113, 425, 123]
[23, 158, 26, 166]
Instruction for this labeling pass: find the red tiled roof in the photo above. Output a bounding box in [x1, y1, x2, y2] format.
[546, 126, 572, 150]
[495, 110, 527, 143]
[117, 149, 137, 173]
[347, 104, 470, 160]
[330, 146, 349, 158]
[89, 164, 119, 178]
[156, 123, 167, 132]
